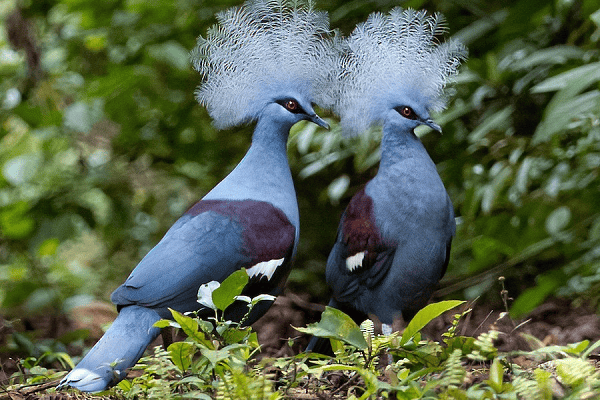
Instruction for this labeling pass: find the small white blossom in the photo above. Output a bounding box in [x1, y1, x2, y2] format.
[197, 281, 220, 310]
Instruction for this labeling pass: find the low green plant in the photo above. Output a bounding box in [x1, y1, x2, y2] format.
[5, 291, 600, 399]
[115, 269, 279, 399]
[294, 300, 600, 399]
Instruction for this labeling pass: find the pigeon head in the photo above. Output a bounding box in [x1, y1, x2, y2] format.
[261, 89, 329, 130]
[328, 8, 466, 136]
[192, 0, 337, 130]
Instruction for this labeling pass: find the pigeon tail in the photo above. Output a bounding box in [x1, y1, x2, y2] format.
[59, 306, 161, 392]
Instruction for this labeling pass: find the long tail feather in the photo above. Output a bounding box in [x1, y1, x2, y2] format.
[58, 306, 161, 392]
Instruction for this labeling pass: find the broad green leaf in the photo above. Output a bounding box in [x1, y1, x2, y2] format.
[298, 152, 346, 179]
[222, 326, 252, 345]
[212, 269, 249, 311]
[146, 41, 190, 71]
[2, 154, 41, 185]
[400, 301, 465, 345]
[481, 163, 513, 213]
[582, 339, 600, 359]
[468, 106, 513, 144]
[51, 351, 75, 370]
[0, 201, 35, 239]
[168, 341, 195, 372]
[153, 319, 176, 329]
[296, 306, 368, 350]
[201, 348, 231, 367]
[485, 357, 504, 392]
[533, 90, 600, 144]
[566, 340, 590, 355]
[117, 379, 133, 392]
[534, 368, 553, 398]
[169, 308, 207, 344]
[510, 271, 564, 317]
[532, 63, 600, 144]
[327, 175, 350, 203]
[509, 46, 585, 70]
[545, 206, 571, 235]
[531, 62, 600, 93]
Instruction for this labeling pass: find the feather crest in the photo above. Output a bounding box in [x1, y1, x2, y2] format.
[192, 0, 337, 129]
[329, 8, 466, 136]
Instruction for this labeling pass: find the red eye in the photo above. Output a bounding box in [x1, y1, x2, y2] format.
[285, 100, 298, 111]
[400, 106, 416, 119]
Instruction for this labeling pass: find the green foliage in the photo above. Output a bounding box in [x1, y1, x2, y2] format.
[400, 300, 465, 345]
[293, 304, 600, 399]
[2, 0, 600, 396]
[296, 306, 368, 350]
[114, 269, 274, 398]
[5, 300, 600, 398]
[1, 0, 599, 329]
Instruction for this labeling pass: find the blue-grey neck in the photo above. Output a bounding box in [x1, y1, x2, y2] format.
[378, 123, 430, 170]
[203, 117, 300, 232]
[366, 122, 454, 241]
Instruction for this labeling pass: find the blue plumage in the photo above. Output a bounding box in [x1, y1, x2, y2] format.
[307, 8, 465, 353]
[59, 0, 334, 391]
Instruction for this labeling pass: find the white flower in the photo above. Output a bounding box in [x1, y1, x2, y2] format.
[197, 281, 220, 310]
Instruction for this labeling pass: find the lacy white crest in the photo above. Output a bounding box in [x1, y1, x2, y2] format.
[192, 0, 338, 129]
[331, 8, 467, 136]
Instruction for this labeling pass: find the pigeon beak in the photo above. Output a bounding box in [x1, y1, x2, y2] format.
[308, 114, 330, 130]
[423, 118, 442, 133]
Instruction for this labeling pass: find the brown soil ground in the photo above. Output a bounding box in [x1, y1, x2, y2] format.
[1, 293, 599, 399]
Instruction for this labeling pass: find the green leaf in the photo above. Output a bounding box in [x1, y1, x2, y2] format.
[0, 201, 35, 239]
[222, 326, 252, 345]
[510, 271, 564, 317]
[555, 358, 595, 386]
[468, 106, 513, 144]
[168, 341, 195, 372]
[531, 62, 600, 93]
[545, 206, 571, 235]
[117, 379, 133, 392]
[533, 90, 600, 144]
[2, 154, 41, 185]
[201, 348, 231, 368]
[400, 301, 465, 345]
[169, 308, 207, 344]
[509, 46, 585, 70]
[532, 63, 600, 144]
[566, 340, 590, 355]
[153, 319, 175, 329]
[327, 175, 350, 203]
[146, 41, 190, 71]
[212, 269, 249, 311]
[485, 357, 504, 392]
[296, 306, 368, 350]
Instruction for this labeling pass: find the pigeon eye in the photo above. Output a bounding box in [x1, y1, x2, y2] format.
[285, 100, 298, 111]
[398, 106, 417, 120]
[277, 98, 304, 114]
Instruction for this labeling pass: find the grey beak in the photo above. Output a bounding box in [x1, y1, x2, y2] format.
[424, 118, 442, 133]
[309, 114, 330, 130]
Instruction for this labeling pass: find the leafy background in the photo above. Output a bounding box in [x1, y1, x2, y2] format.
[0, 0, 599, 359]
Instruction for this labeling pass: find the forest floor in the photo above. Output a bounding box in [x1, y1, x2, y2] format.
[1, 292, 600, 399]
